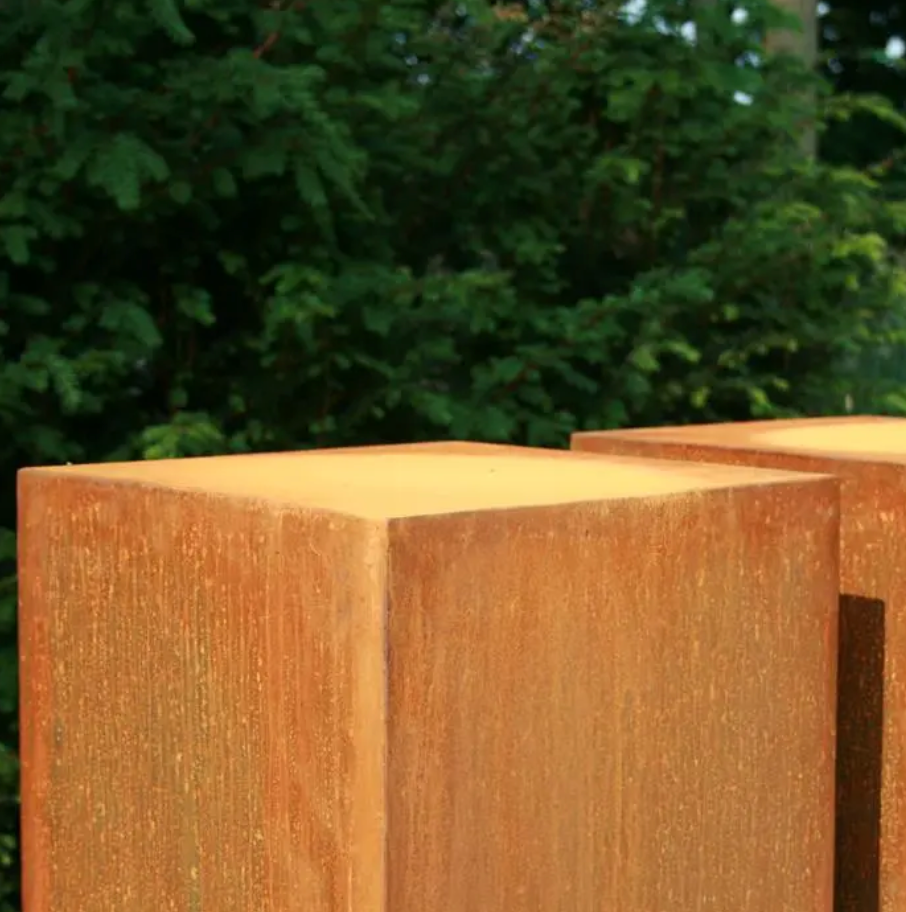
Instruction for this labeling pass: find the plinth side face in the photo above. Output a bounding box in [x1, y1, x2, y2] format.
[18, 478, 388, 912]
[573, 419, 906, 912]
[18, 444, 838, 912]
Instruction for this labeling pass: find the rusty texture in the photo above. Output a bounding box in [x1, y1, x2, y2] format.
[19, 442, 839, 912]
[572, 415, 906, 912]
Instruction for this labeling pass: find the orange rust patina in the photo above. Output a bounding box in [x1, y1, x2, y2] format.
[19, 442, 838, 912]
[573, 415, 906, 912]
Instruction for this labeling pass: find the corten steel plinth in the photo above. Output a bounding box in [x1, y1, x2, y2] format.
[19, 442, 838, 912]
[571, 415, 906, 912]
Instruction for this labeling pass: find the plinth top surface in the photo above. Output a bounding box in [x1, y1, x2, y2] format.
[577, 416, 906, 464]
[24, 442, 824, 520]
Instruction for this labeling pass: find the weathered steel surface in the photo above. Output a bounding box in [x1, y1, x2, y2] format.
[19, 442, 838, 912]
[573, 416, 906, 912]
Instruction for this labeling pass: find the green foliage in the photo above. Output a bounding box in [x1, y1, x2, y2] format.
[1, 0, 906, 905]
[0, 528, 15, 912]
[818, 1, 906, 400]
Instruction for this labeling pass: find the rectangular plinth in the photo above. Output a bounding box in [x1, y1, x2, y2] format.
[19, 442, 839, 912]
[572, 416, 906, 912]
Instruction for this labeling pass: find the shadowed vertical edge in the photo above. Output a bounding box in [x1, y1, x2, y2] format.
[17, 469, 54, 912]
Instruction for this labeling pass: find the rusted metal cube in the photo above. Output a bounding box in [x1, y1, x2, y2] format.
[19, 442, 838, 912]
[574, 416, 906, 912]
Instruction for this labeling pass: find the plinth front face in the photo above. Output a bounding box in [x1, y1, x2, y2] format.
[18, 444, 837, 912]
[384, 486, 837, 912]
[574, 417, 906, 912]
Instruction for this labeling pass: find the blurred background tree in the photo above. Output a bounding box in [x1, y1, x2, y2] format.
[819, 0, 906, 406]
